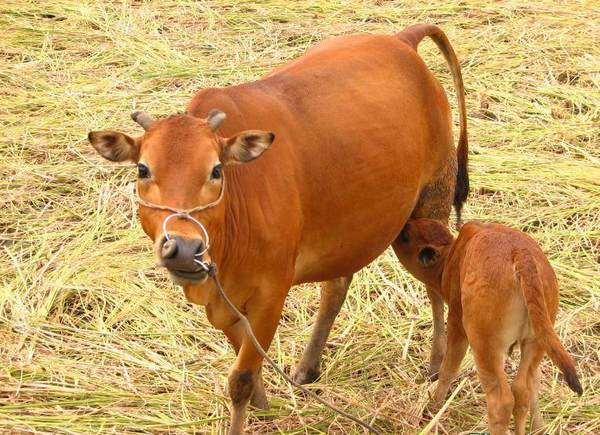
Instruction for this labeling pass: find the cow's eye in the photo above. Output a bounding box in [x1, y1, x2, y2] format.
[211, 163, 223, 180]
[137, 163, 150, 179]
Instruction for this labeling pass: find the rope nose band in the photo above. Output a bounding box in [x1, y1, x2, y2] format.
[137, 177, 225, 272]
[137, 177, 225, 215]
[162, 212, 210, 253]
[162, 213, 212, 272]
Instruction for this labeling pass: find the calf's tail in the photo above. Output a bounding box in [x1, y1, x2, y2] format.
[512, 248, 583, 396]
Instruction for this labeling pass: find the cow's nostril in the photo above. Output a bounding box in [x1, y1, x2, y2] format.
[162, 239, 178, 259]
[194, 240, 205, 257]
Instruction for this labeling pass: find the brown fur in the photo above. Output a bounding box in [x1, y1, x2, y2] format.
[395, 218, 583, 435]
[293, 275, 352, 384]
[398, 24, 468, 224]
[89, 24, 468, 434]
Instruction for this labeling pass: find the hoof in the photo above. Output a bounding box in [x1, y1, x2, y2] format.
[250, 390, 269, 410]
[531, 412, 545, 434]
[292, 365, 321, 385]
[429, 334, 447, 378]
[429, 356, 443, 380]
[422, 400, 442, 420]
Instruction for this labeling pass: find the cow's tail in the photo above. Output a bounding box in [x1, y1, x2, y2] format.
[397, 24, 469, 226]
[512, 249, 583, 396]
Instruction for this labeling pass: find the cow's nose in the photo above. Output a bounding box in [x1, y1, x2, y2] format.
[161, 239, 178, 259]
[159, 235, 205, 273]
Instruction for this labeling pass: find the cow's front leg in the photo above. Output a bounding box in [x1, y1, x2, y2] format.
[293, 275, 352, 384]
[223, 321, 268, 410]
[227, 298, 285, 435]
[427, 286, 447, 380]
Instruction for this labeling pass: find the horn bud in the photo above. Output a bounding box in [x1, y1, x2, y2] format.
[131, 111, 154, 130]
[207, 109, 226, 131]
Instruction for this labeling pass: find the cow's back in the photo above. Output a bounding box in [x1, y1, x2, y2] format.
[188, 34, 456, 283]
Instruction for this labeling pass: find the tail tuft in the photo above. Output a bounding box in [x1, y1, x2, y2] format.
[565, 369, 584, 396]
[453, 145, 469, 227]
[513, 248, 583, 397]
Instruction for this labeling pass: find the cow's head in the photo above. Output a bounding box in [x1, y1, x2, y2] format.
[88, 110, 274, 286]
[395, 218, 454, 289]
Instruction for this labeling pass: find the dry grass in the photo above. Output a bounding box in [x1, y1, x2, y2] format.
[1, 0, 599, 433]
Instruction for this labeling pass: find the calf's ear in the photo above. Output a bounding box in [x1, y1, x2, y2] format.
[88, 131, 139, 162]
[221, 130, 274, 164]
[418, 246, 441, 267]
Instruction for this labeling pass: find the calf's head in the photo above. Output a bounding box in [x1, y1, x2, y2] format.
[88, 110, 274, 286]
[395, 218, 455, 289]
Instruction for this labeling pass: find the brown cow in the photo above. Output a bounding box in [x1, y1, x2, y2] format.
[394, 218, 583, 435]
[88, 24, 468, 434]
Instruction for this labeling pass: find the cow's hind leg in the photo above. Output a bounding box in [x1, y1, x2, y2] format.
[293, 275, 352, 384]
[393, 255, 447, 379]
[425, 288, 447, 380]
[394, 155, 457, 378]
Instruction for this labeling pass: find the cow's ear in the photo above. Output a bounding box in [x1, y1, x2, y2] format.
[88, 130, 139, 162]
[221, 130, 274, 164]
[418, 246, 441, 267]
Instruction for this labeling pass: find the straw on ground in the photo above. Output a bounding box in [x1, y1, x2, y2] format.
[1, 1, 598, 433]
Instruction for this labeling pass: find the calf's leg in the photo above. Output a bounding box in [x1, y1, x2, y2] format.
[464, 292, 514, 435]
[511, 339, 545, 435]
[293, 275, 352, 384]
[529, 365, 545, 434]
[429, 306, 468, 407]
[470, 339, 513, 435]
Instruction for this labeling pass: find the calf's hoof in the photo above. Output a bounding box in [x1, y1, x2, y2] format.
[292, 365, 321, 385]
[531, 415, 545, 434]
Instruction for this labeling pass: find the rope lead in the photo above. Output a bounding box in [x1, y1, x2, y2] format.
[208, 265, 381, 434]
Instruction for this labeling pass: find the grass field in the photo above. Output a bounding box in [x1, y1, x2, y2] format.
[1, 0, 599, 433]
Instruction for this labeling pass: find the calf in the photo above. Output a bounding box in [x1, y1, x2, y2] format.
[394, 219, 582, 435]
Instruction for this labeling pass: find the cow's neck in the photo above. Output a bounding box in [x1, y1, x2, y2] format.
[194, 168, 275, 326]
[210, 169, 258, 275]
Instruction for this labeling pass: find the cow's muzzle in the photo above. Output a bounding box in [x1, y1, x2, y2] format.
[160, 235, 208, 282]
[158, 213, 212, 283]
